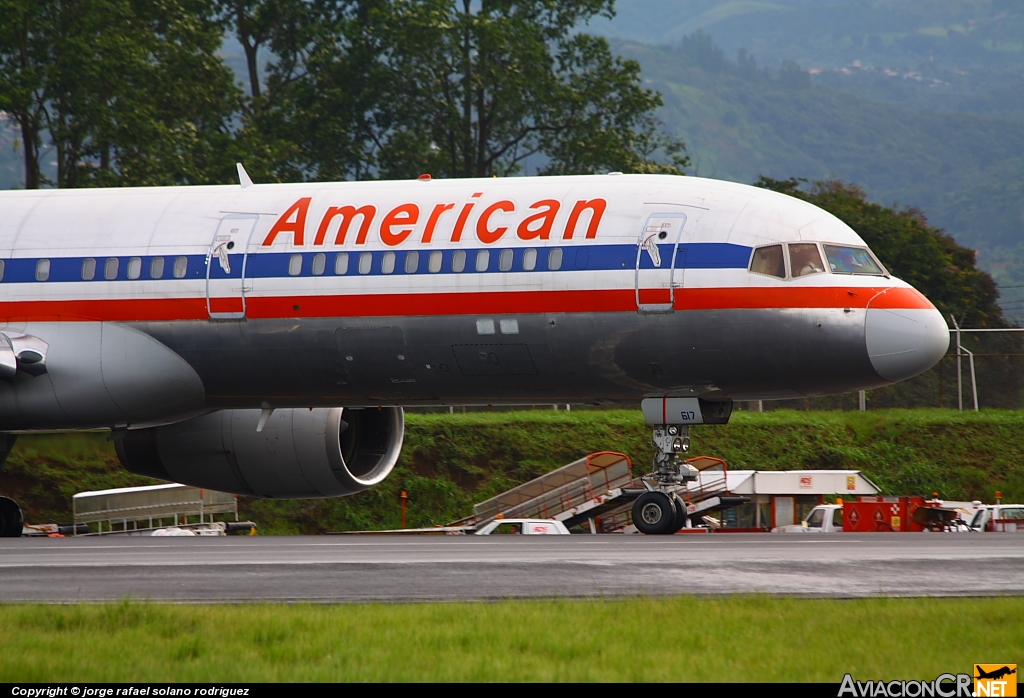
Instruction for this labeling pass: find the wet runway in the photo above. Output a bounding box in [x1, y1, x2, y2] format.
[1, 533, 1021, 602]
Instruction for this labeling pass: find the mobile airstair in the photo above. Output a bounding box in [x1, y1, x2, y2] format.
[467, 451, 638, 533]
[674, 456, 752, 523]
[459, 452, 749, 533]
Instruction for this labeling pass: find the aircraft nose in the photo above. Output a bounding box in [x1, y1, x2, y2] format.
[865, 306, 949, 383]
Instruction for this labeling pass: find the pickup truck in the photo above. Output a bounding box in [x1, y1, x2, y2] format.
[969, 504, 1024, 532]
[772, 504, 845, 533]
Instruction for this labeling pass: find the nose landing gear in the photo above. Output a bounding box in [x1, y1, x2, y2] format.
[631, 424, 698, 535]
[631, 398, 733, 535]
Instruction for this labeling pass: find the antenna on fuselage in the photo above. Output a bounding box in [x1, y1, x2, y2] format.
[236, 162, 254, 189]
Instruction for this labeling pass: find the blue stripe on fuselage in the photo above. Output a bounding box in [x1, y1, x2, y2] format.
[0, 242, 752, 283]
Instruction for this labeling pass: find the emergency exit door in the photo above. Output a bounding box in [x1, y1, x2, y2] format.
[207, 214, 258, 319]
[635, 212, 687, 313]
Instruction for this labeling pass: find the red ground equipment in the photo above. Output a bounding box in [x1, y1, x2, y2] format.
[843, 496, 927, 532]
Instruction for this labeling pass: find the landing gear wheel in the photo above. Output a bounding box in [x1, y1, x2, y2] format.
[0, 496, 24, 538]
[632, 491, 676, 535]
[668, 494, 688, 534]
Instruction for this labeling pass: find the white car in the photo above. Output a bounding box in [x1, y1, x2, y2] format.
[475, 519, 571, 535]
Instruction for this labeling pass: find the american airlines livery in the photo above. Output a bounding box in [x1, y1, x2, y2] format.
[0, 171, 948, 534]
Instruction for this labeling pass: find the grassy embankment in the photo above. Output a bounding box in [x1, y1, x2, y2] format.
[2, 596, 1021, 681]
[2, 409, 1023, 533]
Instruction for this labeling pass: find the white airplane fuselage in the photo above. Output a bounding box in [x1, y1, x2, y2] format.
[0, 174, 949, 499]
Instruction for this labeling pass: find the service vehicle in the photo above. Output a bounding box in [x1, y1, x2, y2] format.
[969, 504, 1024, 532]
[772, 504, 845, 533]
[475, 519, 570, 535]
[774, 499, 972, 533]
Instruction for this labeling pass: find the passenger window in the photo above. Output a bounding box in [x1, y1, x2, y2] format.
[288, 254, 302, 276]
[475, 250, 490, 272]
[404, 251, 419, 274]
[0, 259, 5, 282]
[150, 257, 164, 279]
[1003, 508, 1024, 520]
[381, 251, 396, 274]
[832, 508, 844, 528]
[452, 250, 466, 273]
[523, 248, 537, 271]
[358, 252, 372, 275]
[173, 256, 188, 278]
[499, 249, 513, 272]
[822, 245, 885, 275]
[127, 257, 142, 280]
[104, 258, 119, 280]
[749, 245, 785, 279]
[312, 253, 326, 276]
[788, 244, 824, 277]
[334, 253, 349, 275]
[548, 248, 563, 271]
[428, 251, 442, 273]
[82, 258, 96, 281]
[36, 259, 50, 281]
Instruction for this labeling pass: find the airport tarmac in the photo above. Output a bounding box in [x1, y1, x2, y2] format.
[0, 534, 1021, 602]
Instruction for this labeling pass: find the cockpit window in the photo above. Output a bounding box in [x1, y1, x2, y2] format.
[822, 245, 885, 275]
[789, 244, 825, 277]
[749, 245, 785, 279]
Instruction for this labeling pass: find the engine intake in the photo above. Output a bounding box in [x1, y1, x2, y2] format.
[116, 407, 403, 498]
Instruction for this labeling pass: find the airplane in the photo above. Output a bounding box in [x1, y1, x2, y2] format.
[0, 169, 949, 535]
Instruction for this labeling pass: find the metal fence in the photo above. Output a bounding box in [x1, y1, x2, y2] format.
[74, 483, 238, 534]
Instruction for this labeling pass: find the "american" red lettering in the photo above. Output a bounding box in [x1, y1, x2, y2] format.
[261, 194, 606, 247]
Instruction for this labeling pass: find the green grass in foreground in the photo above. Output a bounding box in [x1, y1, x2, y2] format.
[1, 596, 1020, 681]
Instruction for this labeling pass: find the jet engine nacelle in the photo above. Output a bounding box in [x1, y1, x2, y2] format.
[116, 407, 403, 499]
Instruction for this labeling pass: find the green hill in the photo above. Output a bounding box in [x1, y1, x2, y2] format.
[599, 1, 1024, 78]
[3, 409, 1022, 534]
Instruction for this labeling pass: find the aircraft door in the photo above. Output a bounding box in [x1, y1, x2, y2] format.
[207, 214, 258, 319]
[635, 212, 687, 313]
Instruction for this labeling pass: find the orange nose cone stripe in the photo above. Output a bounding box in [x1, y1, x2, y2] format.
[673, 286, 936, 311]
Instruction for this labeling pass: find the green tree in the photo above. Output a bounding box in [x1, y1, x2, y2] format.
[266, 0, 688, 180]
[0, 0, 238, 189]
[0, 0, 52, 188]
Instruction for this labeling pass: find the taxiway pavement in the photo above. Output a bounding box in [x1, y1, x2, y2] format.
[0, 534, 1021, 602]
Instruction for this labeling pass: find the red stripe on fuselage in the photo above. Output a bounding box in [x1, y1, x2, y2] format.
[674, 286, 933, 311]
[0, 286, 934, 322]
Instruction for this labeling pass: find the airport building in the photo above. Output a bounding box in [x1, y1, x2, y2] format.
[702, 469, 881, 530]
